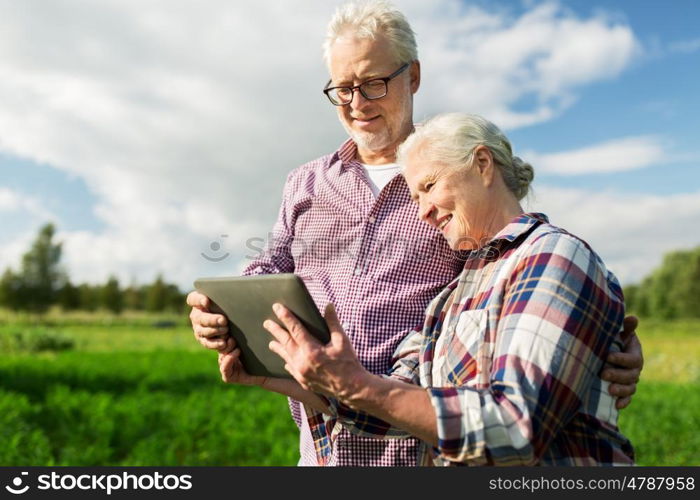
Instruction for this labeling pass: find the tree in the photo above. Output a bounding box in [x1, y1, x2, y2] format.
[626, 246, 700, 319]
[78, 283, 99, 312]
[145, 274, 168, 312]
[101, 275, 124, 314]
[0, 269, 22, 310]
[13, 223, 66, 313]
[165, 283, 186, 313]
[123, 283, 144, 311]
[623, 284, 639, 315]
[57, 281, 81, 311]
[664, 247, 700, 318]
[144, 274, 186, 313]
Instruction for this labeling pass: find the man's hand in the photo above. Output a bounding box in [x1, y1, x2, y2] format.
[219, 348, 267, 387]
[186, 290, 232, 352]
[602, 315, 644, 410]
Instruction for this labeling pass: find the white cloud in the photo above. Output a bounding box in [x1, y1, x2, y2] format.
[0, 187, 54, 221]
[668, 37, 700, 54]
[525, 135, 666, 175]
[408, 0, 640, 127]
[524, 186, 700, 285]
[0, 0, 643, 289]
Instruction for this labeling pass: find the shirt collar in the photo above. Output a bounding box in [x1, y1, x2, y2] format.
[487, 212, 549, 246]
[336, 138, 360, 169]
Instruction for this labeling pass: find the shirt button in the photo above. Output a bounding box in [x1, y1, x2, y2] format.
[354, 267, 363, 276]
[368, 215, 376, 223]
[342, 323, 350, 331]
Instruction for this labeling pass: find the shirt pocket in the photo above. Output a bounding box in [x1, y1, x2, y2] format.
[434, 308, 492, 388]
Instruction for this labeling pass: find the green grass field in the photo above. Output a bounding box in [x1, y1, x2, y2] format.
[1, 311, 698, 465]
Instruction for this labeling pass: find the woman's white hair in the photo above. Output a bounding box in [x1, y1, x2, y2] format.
[397, 113, 535, 201]
[322, 0, 417, 68]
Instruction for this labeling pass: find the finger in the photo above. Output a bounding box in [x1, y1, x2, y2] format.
[219, 349, 241, 382]
[186, 291, 204, 308]
[323, 303, 343, 332]
[218, 336, 237, 354]
[270, 340, 305, 385]
[268, 339, 293, 365]
[623, 333, 643, 364]
[324, 305, 357, 356]
[194, 325, 230, 340]
[187, 291, 210, 309]
[601, 366, 640, 385]
[615, 396, 632, 410]
[621, 315, 639, 341]
[199, 336, 228, 351]
[264, 319, 293, 347]
[196, 311, 228, 328]
[272, 303, 316, 344]
[605, 350, 643, 369]
[219, 349, 236, 372]
[608, 382, 637, 398]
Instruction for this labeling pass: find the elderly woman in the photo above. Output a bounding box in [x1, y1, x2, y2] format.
[221, 113, 635, 466]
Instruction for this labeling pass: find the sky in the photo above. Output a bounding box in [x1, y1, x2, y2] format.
[0, 0, 698, 291]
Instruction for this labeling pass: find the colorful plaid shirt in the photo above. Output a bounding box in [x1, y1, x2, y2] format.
[318, 213, 635, 466]
[242, 138, 463, 465]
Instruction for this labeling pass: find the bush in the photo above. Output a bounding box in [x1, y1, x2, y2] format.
[0, 350, 298, 465]
[0, 328, 75, 353]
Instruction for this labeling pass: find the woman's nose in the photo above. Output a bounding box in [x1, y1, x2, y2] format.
[418, 198, 434, 223]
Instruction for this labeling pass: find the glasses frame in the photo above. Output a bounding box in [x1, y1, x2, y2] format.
[323, 63, 410, 106]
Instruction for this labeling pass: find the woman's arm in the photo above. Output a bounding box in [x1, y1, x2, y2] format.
[264, 303, 435, 440]
[425, 232, 626, 464]
[339, 373, 439, 446]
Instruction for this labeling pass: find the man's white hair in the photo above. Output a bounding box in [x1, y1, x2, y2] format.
[322, 0, 418, 68]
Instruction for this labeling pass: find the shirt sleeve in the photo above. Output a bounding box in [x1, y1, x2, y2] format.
[427, 232, 625, 465]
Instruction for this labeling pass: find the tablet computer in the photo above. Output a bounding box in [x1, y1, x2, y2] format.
[193, 274, 330, 379]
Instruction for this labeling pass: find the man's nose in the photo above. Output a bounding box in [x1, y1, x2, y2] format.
[349, 88, 370, 110]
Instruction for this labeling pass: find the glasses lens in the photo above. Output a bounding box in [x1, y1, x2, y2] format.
[360, 80, 387, 99]
[327, 88, 352, 105]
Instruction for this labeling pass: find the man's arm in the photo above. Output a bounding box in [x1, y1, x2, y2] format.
[602, 315, 643, 409]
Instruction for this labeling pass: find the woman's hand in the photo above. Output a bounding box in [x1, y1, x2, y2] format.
[264, 303, 371, 403]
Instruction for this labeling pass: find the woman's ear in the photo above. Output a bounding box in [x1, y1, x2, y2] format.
[473, 145, 494, 187]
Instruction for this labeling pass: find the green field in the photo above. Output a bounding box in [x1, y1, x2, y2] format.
[1, 311, 698, 465]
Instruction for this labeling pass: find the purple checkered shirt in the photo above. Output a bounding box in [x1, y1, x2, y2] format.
[242, 138, 463, 465]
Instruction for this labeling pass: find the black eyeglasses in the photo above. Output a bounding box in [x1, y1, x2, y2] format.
[323, 63, 410, 106]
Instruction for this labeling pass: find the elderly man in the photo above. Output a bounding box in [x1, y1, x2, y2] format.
[187, 0, 642, 466]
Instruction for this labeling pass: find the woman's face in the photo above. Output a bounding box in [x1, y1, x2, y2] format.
[403, 146, 495, 250]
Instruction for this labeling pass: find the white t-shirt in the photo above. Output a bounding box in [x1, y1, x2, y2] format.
[360, 163, 401, 197]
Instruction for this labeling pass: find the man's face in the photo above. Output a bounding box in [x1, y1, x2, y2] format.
[327, 34, 419, 160]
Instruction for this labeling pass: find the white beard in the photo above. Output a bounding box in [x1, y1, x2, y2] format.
[343, 124, 393, 152]
[341, 98, 412, 154]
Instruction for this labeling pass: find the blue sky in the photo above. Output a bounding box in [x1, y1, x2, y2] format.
[0, 0, 698, 290]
